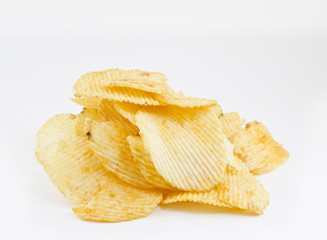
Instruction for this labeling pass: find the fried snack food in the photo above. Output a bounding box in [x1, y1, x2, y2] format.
[230, 121, 289, 175]
[35, 114, 108, 204]
[36, 68, 289, 222]
[135, 106, 234, 191]
[73, 174, 163, 222]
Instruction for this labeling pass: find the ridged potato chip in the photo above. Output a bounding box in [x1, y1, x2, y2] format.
[162, 190, 233, 208]
[98, 99, 139, 134]
[71, 97, 102, 109]
[230, 121, 289, 175]
[158, 91, 218, 108]
[74, 69, 168, 94]
[135, 106, 234, 191]
[73, 174, 163, 222]
[87, 120, 155, 189]
[127, 136, 174, 190]
[73, 69, 166, 105]
[74, 108, 104, 137]
[217, 157, 269, 215]
[35, 114, 108, 204]
[219, 112, 246, 138]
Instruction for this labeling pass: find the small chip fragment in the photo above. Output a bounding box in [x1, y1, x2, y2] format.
[217, 157, 269, 214]
[71, 97, 102, 109]
[219, 112, 246, 138]
[230, 121, 289, 175]
[73, 174, 163, 222]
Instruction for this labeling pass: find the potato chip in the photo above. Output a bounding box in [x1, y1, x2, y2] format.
[217, 157, 269, 215]
[73, 69, 166, 105]
[135, 106, 234, 191]
[230, 121, 289, 175]
[219, 112, 246, 138]
[74, 69, 168, 93]
[88, 120, 155, 189]
[162, 189, 233, 208]
[127, 136, 174, 190]
[73, 174, 163, 222]
[35, 114, 108, 204]
[71, 97, 102, 109]
[158, 91, 218, 108]
[98, 99, 139, 135]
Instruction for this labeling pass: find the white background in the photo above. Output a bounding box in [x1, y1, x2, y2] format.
[1, 0, 327, 239]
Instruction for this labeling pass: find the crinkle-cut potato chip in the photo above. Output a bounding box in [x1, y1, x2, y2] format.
[162, 190, 233, 208]
[74, 109, 103, 136]
[73, 69, 166, 105]
[230, 121, 289, 175]
[88, 120, 155, 189]
[217, 157, 269, 215]
[71, 97, 102, 109]
[157, 91, 218, 108]
[135, 106, 234, 191]
[74, 69, 168, 94]
[127, 136, 174, 190]
[98, 99, 139, 135]
[73, 174, 163, 222]
[114, 102, 158, 125]
[219, 112, 246, 138]
[75, 84, 161, 105]
[35, 114, 108, 205]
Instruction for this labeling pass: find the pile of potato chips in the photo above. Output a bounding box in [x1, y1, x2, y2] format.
[35, 69, 289, 222]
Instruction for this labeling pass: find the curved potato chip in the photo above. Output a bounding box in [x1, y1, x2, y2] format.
[98, 99, 139, 135]
[219, 112, 246, 138]
[74, 108, 104, 137]
[74, 69, 167, 93]
[71, 97, 102, 109]
[230, 121, 289, 175]
[127, 136, 174, 190]
[35, 114, 108, 204]
[158, 91, 218, 108]
[74, 84, 161, 105]
[162, 190, 233, 208]
[73, 174, 163, 222]
[88, 120, 155, 189]
[135, 106, 234, 191]
[73, 69, 166, 105]
[217, 157, 269, 215]
[114, 102, 159, 125]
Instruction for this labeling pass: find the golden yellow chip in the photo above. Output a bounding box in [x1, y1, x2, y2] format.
[127, 136, 174, 190]
[73, 174, 163, 222]
[73, 69, 166, 105]
[158, 91, 218, 108]
[71, 97, 102, 109]
[74, 109, 103, 137]
[87, 120, 155, 189]
[98, 99, 139, 135]
[230, 121, 289, 175]
[135, 106, 234, 191]
[217, 157, 269, 215]
[35, 114, 108, 205]
[74, 69, 167, 93]
[162, 190, 233, 208]
[219, 112, 246, 138]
